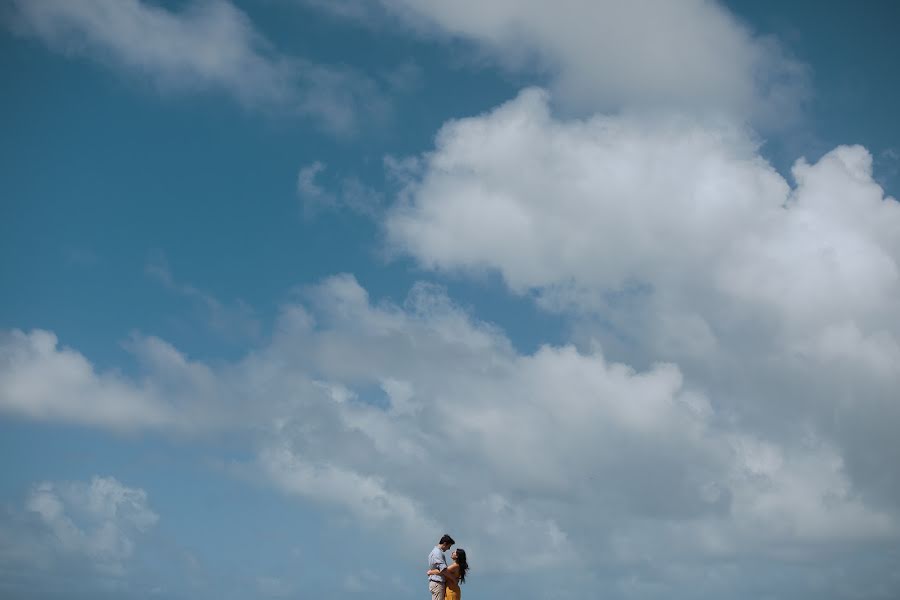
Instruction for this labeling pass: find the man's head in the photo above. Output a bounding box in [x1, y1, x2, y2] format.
[438, 534, 455, 551]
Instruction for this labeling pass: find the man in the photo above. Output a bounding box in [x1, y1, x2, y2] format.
[428, 534, 455, 600]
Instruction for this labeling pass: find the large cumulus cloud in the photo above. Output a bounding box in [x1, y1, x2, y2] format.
[2, 270, 897, 595]
[385, 88, 900, 524]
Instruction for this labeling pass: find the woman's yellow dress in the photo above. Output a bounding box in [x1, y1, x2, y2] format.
[445, 577, 461, 600]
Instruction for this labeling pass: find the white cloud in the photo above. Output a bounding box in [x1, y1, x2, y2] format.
[247, 277, 900, 580]
[4, 1, 895, 596]
[297, 161, 330, 204]
[2, 273, 897, 588]
[0, 327, 261, 432]
[6, 0, 386, 131]
[726, 436, 898, 548]
[258, 441, 440, 541]
[0, 329, 173, 430]
[316, 0, 808, 126]
[387, 89, 781, 292]
[7, 276, 900, 592]
[384, 92, 900, 366]
[21, 476, 157, 577]
[384, 86, 900, 518]
[383, 90, 900, 337]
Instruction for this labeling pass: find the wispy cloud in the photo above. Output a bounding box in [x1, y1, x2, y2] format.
[146, 254, 261, 343]
[6, 0, 387, 132]
[297, 161, 384, 217]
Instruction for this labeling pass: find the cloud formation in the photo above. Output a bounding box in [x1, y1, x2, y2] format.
[0, 475, 157, 592]
[385, 90, 900, 316]
[147, 254, 261, 342]
[385, 88, 900, 504]
[6, 0, 386, 132]
[2, 2, 897, 596]
[315, 0, 808, 125]
[297, 161, 384, 217]
[2, 271, 897, 593]
[0, 329, 172, 430]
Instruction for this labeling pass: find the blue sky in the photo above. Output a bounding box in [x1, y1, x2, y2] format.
[2, 1, 899, 599]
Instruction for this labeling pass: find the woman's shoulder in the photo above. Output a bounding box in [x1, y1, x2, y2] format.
[448, 563, 460, 572]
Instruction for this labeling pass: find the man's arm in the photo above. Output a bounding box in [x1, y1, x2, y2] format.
[427, 565, 457, 583]
[427, 549, 447, 577]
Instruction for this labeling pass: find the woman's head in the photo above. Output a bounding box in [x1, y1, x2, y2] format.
[452, 549, 469, 584]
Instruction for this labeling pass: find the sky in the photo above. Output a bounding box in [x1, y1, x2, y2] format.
[1, 1, 899, 599]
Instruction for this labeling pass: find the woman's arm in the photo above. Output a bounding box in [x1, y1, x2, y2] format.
[426, 565, 459, 583]
[443, 564, 459, 584]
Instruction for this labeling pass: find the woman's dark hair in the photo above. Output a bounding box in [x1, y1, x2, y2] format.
[454, 549, 470, 584]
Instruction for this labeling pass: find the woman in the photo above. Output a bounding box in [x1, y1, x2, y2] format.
[427, 548, 469, 600]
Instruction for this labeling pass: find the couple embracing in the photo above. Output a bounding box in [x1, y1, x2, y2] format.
[427, 534, 470, 600]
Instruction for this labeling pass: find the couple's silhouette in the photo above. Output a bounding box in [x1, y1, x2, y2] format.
[427, 534, 470, 600]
